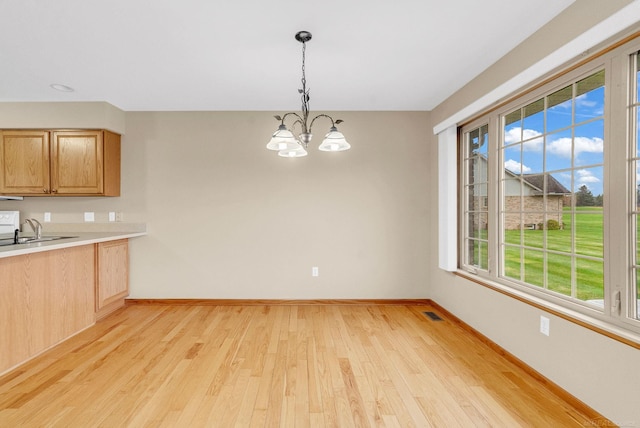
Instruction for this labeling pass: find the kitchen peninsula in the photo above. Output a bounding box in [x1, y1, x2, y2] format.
[0, 229, 146, 376]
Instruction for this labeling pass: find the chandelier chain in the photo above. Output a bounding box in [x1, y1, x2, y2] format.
[300, 40, 309, 130]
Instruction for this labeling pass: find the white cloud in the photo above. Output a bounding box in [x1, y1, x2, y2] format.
[575, 93, 604, 116]
[576, 93, 596, 108]
[559, 172, 571, 181]
[503, 127, 543, 151]
[547, 136, 603, 158]
[504, 127, 603, 160]
[504, 126, 542, 150]
[576, 169, 600, 184]
[503, 127, 521, 144]
[504, 159, 531, 174]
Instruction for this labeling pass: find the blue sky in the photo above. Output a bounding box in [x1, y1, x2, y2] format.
[503, 85, 605, 196]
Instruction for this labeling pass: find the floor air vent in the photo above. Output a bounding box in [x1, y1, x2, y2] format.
[423, 311, 443, 321]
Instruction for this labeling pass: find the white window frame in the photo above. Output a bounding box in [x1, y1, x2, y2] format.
[456, 34, 640, 338]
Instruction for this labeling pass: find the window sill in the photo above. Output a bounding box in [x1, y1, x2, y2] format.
[454, 270, 640, 350]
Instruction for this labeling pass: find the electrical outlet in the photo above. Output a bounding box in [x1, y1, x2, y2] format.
[540, 316, 550, 336]
[312, 267, 319, 277]
[115, 212, 123, 222]
[108, 212, 116, 222]
[44, 212, 51, 222]
[84, 212, 95, 222]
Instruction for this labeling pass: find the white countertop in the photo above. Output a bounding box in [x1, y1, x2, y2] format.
[0, 231, 147, 259]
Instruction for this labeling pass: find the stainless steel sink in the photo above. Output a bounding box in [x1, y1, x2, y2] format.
[19, 236, 77, 243]
[0, 236, 78, 246]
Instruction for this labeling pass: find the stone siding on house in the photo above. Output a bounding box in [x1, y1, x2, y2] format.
[468, 160, 570, 231]
[504, 195, 564, 229]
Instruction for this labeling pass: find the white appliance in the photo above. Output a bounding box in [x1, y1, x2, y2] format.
[0, 211, 20, 236]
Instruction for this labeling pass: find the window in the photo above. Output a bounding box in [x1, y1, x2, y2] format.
[462, 124, 489, 271]
[501, 71, 605, 307]
[459, 36, 640, 335]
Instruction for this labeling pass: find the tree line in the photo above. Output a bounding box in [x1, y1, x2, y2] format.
[575, 184, 603, 207]
[574, 184, 640, 207]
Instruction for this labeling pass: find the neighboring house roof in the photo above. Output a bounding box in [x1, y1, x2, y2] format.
[477, 155, 571, 196]
[521, 174, 571, 195]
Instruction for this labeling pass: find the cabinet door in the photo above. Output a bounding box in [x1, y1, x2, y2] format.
[51, 130, 103, 194]
[0, 245, 95, 374]
[0, 130, 50, 194]
[96, 240, 129, 315]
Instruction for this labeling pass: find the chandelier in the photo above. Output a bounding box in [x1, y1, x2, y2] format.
[266, 31, 351, 158]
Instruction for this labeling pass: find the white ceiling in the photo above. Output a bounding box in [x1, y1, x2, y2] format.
[0, 0, 574, 111]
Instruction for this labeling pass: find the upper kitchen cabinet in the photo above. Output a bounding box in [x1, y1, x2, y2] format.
[0, 130, 50, 194]
[0, 129, 120, 196]
[51, 130, 120, 196]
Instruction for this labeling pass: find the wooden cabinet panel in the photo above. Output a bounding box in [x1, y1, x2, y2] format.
[0, 130, 50, 194]
[51, 130, 104, 194]
[0, 129, 120, 196]
[0, 245, 95, 374]
[102, 130, 121, 196]
[96, 239, 129, 319]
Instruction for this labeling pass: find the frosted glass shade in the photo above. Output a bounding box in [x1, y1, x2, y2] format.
[318, 127, 350, 152]
[266, 125, 298, 151]
[278, 145, 308, 158]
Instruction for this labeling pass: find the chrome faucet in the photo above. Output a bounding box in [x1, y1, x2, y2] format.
[25, 218, 42, 240]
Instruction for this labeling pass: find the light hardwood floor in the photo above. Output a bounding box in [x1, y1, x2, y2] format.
[0, 303, 605, 427]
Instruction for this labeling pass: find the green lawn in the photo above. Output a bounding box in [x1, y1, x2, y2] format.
[503, 207, 604, 301]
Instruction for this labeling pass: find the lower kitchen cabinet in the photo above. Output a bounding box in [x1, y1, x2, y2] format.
[96, 239, 129, 320]
[0, 238, 133, 375]
[0, 245, 95, 374]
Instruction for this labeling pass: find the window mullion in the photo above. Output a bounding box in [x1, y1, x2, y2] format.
[488, 117, 500, 276]
[607, 52, 629, 321]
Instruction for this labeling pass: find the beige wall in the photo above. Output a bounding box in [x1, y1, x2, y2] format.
[3, 110, 431, 299]
[0, 102, 125, 134]
[125, 111, 431, 299]
[429, 0, 639, 424]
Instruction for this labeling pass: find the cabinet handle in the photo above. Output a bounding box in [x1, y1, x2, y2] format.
[51, 189, 58, 193]
[43, 188, 48, 193]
